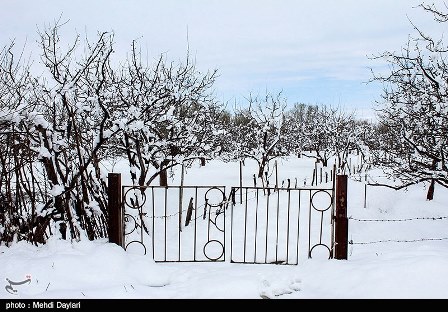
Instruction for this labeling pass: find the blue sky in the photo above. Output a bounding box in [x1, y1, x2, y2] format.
[0, 0, 442, 118]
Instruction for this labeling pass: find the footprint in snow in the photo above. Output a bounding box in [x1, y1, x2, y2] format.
[259, 277, 301, 299]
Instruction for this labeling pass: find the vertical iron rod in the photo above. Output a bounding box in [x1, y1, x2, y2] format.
[243, 187, 248, 262]
[194, 187, 198, 261]
[139, 189, 144, 248]
[275, 188, 280, 263]
[319, 211, 324, 244]
[308, 190, 312, 258]
[240, 161, 243, 205]
[254, 188, 259, 263]
[265, 191, 270, 264]
[179, 163, 185, 231]
[330, 165, 337, 258]
[223, 186, 226, 262]
[164, 187, 167, 261]
[152, 187, 155, 260]
[330, 192, 335, 259]
[286, 189, 291, 264]
[296, 190, 301, 265]
[207, 201, 211, 241]
[230, 188, 234, 262]
[178, 189, 181, 261]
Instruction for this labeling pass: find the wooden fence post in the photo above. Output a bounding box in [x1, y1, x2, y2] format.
[108, 173, 123, 247]
[335, 175, 348, 260]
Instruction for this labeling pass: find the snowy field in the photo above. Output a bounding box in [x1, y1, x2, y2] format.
[1, 157, 448, 299]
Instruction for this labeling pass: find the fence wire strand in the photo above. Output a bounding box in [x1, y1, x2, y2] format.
[349, 237, 448, 245]
[349, 214, 448, 246]
[349, 216, 448, 222]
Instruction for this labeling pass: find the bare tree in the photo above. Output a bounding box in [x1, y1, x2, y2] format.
[298, 105, 356, 170]
[283, 103, 315, 159]
[112, 43, 222, 187]
[0, 20, 117, 243]
[370, 3, 448, 199]
[0, 42, 49, 244]
[230, 92, 288, 186]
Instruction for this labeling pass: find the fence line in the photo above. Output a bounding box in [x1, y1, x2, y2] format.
[349, 216, 448, 222]
[125, 205, 223, 222]
[124, 186, 335, 222]
[349, 237, 448, 245]
[349, 214, 448, 246]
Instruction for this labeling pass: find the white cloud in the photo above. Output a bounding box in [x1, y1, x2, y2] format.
[0, 0, 443, 111]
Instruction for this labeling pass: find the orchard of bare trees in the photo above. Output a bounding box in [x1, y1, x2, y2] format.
[1, 2, 447, 245]
[0, 20, 227, 245]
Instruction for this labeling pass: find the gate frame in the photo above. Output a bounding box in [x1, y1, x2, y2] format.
[334, 175, 348, 260]
[108, 172, 349, 263]
[120, 184, 227, 262]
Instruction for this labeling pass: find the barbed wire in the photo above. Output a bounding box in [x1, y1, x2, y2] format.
[124, 185, 328, 222]
[349, 237, 448, 245]
[124, 187, 272, 223]
[349, 216, 448, 222]
[125, 199, 232, 221]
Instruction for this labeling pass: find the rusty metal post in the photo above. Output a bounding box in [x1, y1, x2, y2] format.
[239, 160, 243, 204]
[108, 173, 123, 247]
[335, 175, 348, 260]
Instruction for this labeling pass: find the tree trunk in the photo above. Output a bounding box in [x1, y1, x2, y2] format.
[258, 166, 263, 179]
[258, 158, 266, 179]
[159, 169, 168, 187]
[159, 159, 170, 187]
[426, 179, 435, 201]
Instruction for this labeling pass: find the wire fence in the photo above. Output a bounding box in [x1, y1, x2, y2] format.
[125, 188, 261, 221]
[349, 216, 448, 222]
[349, 214, 448, 246]
[349, 237, 448, 245]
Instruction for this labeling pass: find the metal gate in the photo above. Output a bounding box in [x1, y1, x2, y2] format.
[229, 186, 335, 264]
[122, 185, 227, 262]
[119, 182, 336, 264]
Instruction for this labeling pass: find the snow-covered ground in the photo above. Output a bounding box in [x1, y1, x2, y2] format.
[1, 157, 448, 299]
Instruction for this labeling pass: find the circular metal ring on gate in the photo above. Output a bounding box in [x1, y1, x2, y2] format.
[125, 240, 147, 255]
[311, 190, 333, 212]
[213, 213, 225, 232]
[309, 243, 331, 259]
[204, 187, 225, 207]
[203, 240, 224, 261]
[124, 187, 147, 209]
[124, 214, 138, 235]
